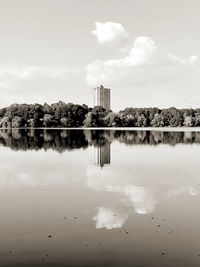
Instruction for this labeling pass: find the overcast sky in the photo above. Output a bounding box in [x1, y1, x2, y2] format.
[0, 0, 200, 110]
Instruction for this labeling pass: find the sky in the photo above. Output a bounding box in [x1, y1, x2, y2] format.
[0, 0, 200, 110]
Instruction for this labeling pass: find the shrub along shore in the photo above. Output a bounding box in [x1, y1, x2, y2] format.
[0, 102, 200, 128]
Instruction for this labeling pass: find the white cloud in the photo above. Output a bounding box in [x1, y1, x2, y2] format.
[168, 54, 198, 65]
[86, 35, 199, 104]
[106, 36, 157, 67]
[92, 21, 128, 44]
[86, 36, 157, 85]
[0, 64, 85, 107]
[0, 64, 80, 81]
[93, 207, 127, 229]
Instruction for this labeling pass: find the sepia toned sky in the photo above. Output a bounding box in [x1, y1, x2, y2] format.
[0, 0, 200, 110]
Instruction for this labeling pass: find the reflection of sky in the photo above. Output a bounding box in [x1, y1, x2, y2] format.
[86, 143, 200, 221]
[86, 162, 199, 216]
[1, 138, 200, 267]
[0, 143, 200, 230]
[93, 207, 127, 230]
[87, 166, 156, 215]
[0, 147, 89, 189]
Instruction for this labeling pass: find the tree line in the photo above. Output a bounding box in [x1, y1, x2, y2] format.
[0, 102, 200, 127]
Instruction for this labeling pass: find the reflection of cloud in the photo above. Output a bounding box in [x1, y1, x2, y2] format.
[167, 185, 197, 197]
[107, 184, 156, 214]
[86, 164, 199, 215]
[123, 186, 156, 214]
[93, 207, 127, 229]
[87, 165, 156, 214]
[0, 149, 84, 190]
[86, 165, 109, 192]
[0, 173, 35, 189]
[14, 173, 35, 187]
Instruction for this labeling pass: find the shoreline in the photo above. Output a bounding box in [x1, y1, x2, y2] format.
[1, 127, 200, 132]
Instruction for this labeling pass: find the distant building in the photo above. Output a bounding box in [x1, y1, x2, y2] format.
[94, 143, 111, 167]
[93, 84, 110, 110]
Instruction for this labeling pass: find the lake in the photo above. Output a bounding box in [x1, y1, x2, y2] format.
[0, 129, 200, 267]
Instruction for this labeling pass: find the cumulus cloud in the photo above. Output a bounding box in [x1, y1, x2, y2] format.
[86, 36, 158, 86]
[92, 21, 128, 44]
[86, 34, 199, 103]
[93, 207, 127, 229]
[106, 36, 157, 67]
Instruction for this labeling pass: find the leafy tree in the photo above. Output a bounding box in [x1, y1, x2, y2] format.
[0, 102, 200, 128]
[83, 112, 97, 127]
[184, 116, 194, 127]
[43, 114, 56, 127]
[11, 116, 22, 128]
[150, 113, 165, 127]
[0, 117, 11, 128]
[103, 112, 121, 127]
[136, 114, 147, 127]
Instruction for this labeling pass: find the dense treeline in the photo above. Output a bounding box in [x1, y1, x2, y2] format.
[1, 102, 200, 127]
[0, 129, 200, 152]
[0, 102, 90, 128]
[101, 107, 200, 127]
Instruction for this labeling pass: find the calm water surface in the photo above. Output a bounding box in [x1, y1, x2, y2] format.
[0, 129, 200, 267]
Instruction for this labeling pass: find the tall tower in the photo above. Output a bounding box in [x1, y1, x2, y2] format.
[93, 85, 110, 110]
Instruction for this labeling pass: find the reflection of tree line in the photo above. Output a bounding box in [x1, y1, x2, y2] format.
[115, 130, 200, 146]
[0, 129, 200, 152]
[0, 129, 88, 153]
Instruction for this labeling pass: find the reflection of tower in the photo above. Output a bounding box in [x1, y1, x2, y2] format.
[94, 143, 111, 167]
[92, 84, 111, 110]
